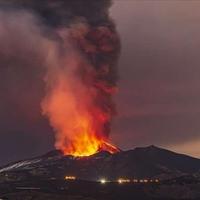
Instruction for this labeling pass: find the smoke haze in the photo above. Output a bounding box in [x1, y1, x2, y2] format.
[0, 0, 120, 158]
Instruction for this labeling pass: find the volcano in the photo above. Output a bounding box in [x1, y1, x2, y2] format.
[0, 145, 200, 182]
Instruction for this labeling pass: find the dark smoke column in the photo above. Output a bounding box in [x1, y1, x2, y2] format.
[2, 0, 120, 156]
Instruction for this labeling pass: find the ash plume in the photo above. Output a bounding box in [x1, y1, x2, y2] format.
[0, 0, 120, 156]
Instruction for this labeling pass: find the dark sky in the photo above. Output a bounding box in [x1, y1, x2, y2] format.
[111, 0, 200, 158]
[0, 0, 200, 165]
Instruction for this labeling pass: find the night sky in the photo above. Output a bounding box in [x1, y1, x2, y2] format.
[0, 0, 200, 165]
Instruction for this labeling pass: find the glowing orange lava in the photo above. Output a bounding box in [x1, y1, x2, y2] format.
[63, 136, 118, 157]
[42, 77, 119, 157]
[61, 116, 119, 157]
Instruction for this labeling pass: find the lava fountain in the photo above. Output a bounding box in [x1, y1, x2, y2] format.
[0, 1, 120, 157]
[42, 24, 120, 157]
[38, 1, 120, 157]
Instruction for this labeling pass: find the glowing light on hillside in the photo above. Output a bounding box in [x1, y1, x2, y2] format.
[100, 178, 107, 184]
[117, 178, 131, 184]
[65, 176, 76, 180]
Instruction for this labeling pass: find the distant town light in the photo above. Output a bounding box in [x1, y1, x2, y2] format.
[118, 178, 130, 184]
[100, 178, 107, 184]
[118, 179, 123, 184]
[65, 176, 76, 180]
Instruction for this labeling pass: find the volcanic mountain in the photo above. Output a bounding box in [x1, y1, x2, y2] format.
[0, 146, 200, 182]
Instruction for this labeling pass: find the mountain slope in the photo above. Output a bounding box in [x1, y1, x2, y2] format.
[0, 145, 200, 181]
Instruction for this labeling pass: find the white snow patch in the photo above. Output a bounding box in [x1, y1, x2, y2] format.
[0, 159, 41, 173]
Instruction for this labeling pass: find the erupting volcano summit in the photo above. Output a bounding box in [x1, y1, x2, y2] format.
[40, 1, 120, 157]
[23, 0, 120, 157]
[0, 0, 120, 157]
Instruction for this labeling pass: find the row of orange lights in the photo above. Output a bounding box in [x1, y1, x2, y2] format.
[65, 176, 76, 180]
[100, 178, 159, 184]
[64, 176, 159, 184]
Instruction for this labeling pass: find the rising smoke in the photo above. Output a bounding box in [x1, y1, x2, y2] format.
[0, 0, 120, 156]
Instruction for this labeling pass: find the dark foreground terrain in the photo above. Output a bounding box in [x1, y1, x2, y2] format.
[0, 179, 200, 200]
[1, 146, 200, 182]
[0, 146, 200, 199]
